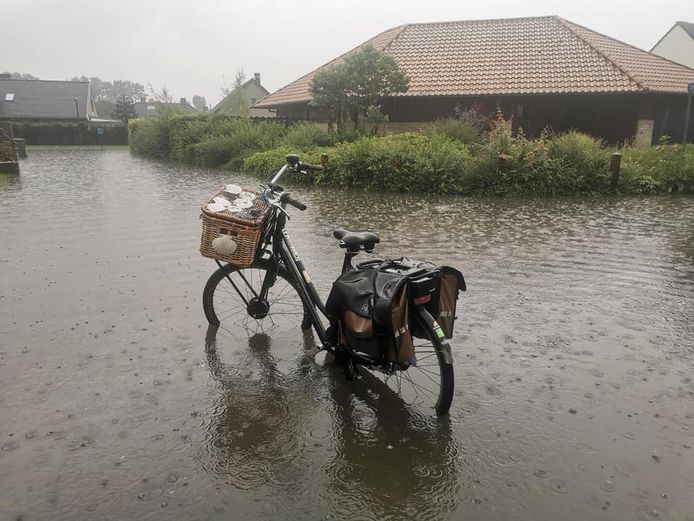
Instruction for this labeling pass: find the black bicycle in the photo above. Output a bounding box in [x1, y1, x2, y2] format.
[203, 155, 457, 415]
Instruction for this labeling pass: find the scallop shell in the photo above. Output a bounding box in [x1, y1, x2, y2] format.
[234, 199, 253, 209]
[205, 203, 226, 213]
[212, 236, 237, 256]
[224, 184, 243, 195]
[212, 196, 232, 207]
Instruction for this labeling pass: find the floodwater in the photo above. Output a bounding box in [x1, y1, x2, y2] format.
[1, 149, 693, 521]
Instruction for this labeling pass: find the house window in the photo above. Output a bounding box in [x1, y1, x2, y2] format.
[147, 105, 155, 110]
[5, 93, 15, 101]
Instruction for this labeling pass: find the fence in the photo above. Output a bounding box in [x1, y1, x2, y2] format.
[10, 122, 128, 145]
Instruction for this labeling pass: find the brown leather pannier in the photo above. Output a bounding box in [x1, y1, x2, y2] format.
[326, 258, 464, 364]
[437, 267, 465, 338]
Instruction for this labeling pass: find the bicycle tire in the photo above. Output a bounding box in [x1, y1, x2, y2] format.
[203, 260, 311, 331]
[363, 320, 455, 416]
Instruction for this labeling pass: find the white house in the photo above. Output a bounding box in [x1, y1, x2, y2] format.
[651, 21, 694, 69]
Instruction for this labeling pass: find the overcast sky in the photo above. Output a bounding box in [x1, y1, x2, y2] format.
[2, 0, 692, 106]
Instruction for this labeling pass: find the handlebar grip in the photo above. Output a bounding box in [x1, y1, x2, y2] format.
[281, 193, 307, 211]
[299, 162, 323, 172]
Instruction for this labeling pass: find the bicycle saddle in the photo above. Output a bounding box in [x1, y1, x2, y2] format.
[333, 228, 380, 253]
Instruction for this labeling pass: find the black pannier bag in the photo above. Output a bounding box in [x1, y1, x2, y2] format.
[326, 257, 465, 363]
[376, 258, 465, 339]
[325, 264, 415, 365]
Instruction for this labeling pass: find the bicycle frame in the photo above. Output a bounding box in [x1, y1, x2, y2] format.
[268, 206, 330, 345]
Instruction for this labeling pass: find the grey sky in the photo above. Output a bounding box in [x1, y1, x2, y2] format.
[2, 0, 692, 106]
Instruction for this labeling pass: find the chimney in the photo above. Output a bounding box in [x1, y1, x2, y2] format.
[253, 72, 261, 83]
[180, 97, 187, 105]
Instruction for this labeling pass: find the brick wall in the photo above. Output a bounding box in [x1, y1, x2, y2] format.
[634, 118, 655, 147]
[0, 130, 17, 162]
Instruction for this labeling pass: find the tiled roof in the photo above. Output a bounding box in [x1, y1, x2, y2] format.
[255, 16, 694, 107]
[0, 79, 92, 120]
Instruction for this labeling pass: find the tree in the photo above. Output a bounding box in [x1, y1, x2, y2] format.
[147, 83, 173, 103]
[68, 76, 145, 116]
[110, 80, 145, 102]
[309, 63, 351, 130]
[69, 77, 145, 103]
[111, 94, 137, 124]
[219, 68, 250, 116]
[3, 72, 39, 79]
[192, 95, 207, 112]
[309, 44, 409, 132]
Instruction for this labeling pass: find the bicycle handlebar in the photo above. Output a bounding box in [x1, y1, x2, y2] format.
[298, 162, 323, 172]
[281, 192, 307, 211]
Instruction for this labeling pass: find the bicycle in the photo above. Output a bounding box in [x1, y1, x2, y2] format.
[203, 154, 457, 415]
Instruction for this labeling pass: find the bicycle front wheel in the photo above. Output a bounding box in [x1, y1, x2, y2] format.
[203, 260, 311, 333]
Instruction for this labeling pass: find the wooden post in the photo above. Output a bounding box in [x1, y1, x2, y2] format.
[683, 92, 692, 147]
[320, 153, 329, 165]
[498, 154, 507, 172]
[610, 152, 622, 188]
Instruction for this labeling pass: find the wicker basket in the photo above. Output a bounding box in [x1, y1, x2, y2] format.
[200, 189, 269, 267]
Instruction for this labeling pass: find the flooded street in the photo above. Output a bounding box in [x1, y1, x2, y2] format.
[1, 149, 694, 520]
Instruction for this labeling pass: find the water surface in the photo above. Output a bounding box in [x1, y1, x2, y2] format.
[1, 150, 693, 520]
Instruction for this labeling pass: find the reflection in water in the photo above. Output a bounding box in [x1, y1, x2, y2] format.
[325, 368, 463, 520]
[0, 171, 22, 192]
[204, 326, 463, 519]
[204, 327, 318, 491]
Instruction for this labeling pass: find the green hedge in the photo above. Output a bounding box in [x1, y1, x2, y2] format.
[244, 146, 333, 183]
[129, 114, 358, 170]
[620, 145, 694, 193]
[130, 112, 694, 196]
[12, 122, 127, 145]
[246, 130, 693, 196]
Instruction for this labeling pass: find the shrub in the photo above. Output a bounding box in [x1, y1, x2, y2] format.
[281, 123, 337, 149]
[426, 118, 482, 145]
[462, 120, 613, 196]
[620, 144, 694, 193]
[325, 132, 472, 193]
[168, 114, 210, 162]
[243, 146, 331, 183]
[546, 131, 610, 192]
[129, 117, 171, 157]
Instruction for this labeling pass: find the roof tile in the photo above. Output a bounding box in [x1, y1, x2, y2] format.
[256, 16, 694, 107]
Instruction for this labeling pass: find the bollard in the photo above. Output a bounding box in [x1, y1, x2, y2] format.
[498, 154, 507, 172]
[610, 152, 622, 188]
[13, 138, 27, 158]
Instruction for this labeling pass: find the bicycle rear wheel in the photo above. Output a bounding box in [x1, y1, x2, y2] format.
[363, 321, 454, 416]
[203, 260, 311, 333]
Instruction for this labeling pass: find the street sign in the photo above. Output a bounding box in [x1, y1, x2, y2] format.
[688, 83, 694, 94]
[96, 127, 104, 135]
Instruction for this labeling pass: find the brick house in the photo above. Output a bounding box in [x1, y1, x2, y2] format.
[254, 16, 694, 145]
